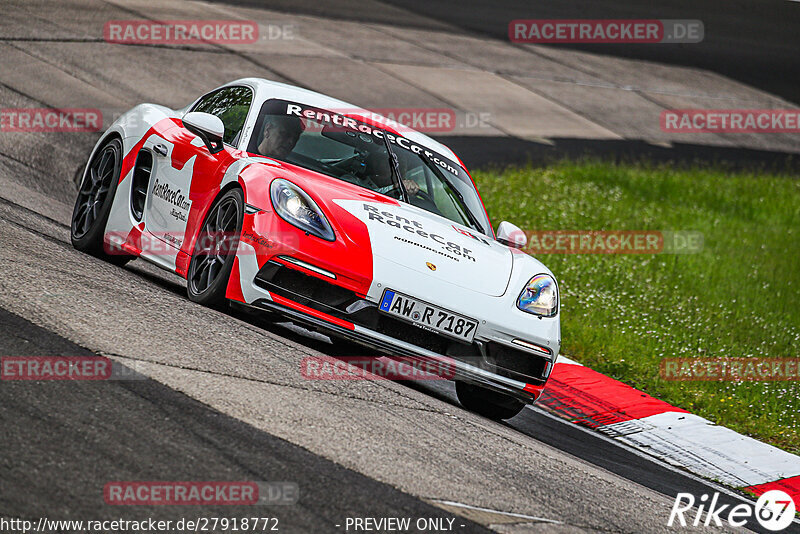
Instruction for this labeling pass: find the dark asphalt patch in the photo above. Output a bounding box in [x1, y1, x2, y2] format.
[214, 0, 800, 107]
[0, 307, 491, 533]
[403, 379, 799, 534]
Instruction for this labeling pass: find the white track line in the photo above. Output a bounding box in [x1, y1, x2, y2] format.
[430, 499, 563, 524]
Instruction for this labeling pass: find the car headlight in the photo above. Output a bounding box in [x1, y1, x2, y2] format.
[270, 179, 335, 241]
[517, 274, 558, 317]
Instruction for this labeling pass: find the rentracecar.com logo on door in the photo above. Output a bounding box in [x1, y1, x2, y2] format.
[668, 490, 796, 531]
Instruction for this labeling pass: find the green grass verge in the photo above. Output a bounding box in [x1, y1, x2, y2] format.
[473, 161, 800, 454]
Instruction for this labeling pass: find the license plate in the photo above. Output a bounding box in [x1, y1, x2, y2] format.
[379, 289, 478, 343]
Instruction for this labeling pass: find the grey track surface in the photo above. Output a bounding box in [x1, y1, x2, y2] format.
[207, 0, 800, 171]
[0, 184, 729, 533]
[0, 1, 793, 533]
[0, 308, 492, 533]
[281, 0, 800, 107]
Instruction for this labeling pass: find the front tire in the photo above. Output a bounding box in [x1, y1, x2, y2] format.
[455, 381, 526, 420]
[187, 188, 245, 308]
[70, 137, 132, 265]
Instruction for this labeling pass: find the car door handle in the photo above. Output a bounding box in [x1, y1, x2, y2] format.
[153, 143, 168, 157]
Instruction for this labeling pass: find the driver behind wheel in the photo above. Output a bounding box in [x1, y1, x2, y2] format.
[257, 115, 304, 159]
[361, 150, 420, 196]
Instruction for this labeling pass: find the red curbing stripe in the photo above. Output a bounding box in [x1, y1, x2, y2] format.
[542, 358, 800, 491]
[539, 361, 687, 428]
[745, 475, 800, 503]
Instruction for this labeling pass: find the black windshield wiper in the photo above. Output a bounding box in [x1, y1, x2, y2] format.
[418, 151, 483, 233]
[379, 129, 408, 202]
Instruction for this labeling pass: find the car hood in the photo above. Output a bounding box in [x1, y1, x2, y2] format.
[334, 199, 513, 297]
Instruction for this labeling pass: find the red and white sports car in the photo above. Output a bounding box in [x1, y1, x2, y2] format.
[71, 78, 560, 419]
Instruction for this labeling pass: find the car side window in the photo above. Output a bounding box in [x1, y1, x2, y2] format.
[190, 86, 253, 146]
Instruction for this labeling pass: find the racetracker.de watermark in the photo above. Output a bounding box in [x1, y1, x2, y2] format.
[1, 356, 146, 381]
[301, 356, 457, 380]
[1, 517, 281, 532]
[295, 107, 492, 134]
[103, 231, 290, 256]
[104, 482, 298, 505]
[1, 108, 102, 132]
[509, 19, 703, 43]
[102, 20, 283, 44]
[521, 230, 703, 254]
[660, 358, 800, 382]
[661, 109, 800, 133]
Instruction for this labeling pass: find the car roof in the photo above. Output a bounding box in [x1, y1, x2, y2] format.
[222, 77, 464, 168]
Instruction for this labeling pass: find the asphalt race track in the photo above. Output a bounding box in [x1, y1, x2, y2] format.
[361, 0, 800, 107]
[0, 1, 798, 533]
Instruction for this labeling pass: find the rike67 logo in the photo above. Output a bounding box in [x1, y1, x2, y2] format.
[669, 490, 796, 531]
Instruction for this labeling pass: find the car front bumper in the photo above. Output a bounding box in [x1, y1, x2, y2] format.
[236, 256, 554, 404]
[248, 296, 545, 404]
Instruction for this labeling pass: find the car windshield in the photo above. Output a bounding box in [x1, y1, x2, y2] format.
[247, 99, 491, 235]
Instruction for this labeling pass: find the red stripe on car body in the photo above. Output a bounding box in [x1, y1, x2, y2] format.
[269, 294, 355, 331]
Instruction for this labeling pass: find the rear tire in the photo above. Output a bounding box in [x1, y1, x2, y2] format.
[70, 137, 132, 266]
[187, 188, 245, 308]
[455, 381, 526, 420]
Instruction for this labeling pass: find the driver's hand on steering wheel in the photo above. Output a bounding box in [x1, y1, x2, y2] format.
[402, 179, 420, 196]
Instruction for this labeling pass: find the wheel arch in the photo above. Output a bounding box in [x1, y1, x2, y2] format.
[185, 183, 246, 308]
[76, 130, 125, 191]
[203, 179, 245, 230]
[217, 178, 245, 200]
[187, 178, 245, 256]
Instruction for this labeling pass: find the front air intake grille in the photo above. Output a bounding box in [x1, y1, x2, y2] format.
[486, 342, 549, 381]
[254, 260, 360, 314]
[255, 260, 549, 382]
[373, 315, 454, 355]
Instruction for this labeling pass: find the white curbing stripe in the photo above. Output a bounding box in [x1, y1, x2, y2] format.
[602, 412, 800, 487]
[546, 358, 800, 496]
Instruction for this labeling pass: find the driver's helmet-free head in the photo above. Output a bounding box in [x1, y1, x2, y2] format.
[259, 115, 305, 157]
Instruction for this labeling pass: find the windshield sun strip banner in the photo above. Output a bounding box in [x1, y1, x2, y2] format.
[263, 99, 464, 178]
